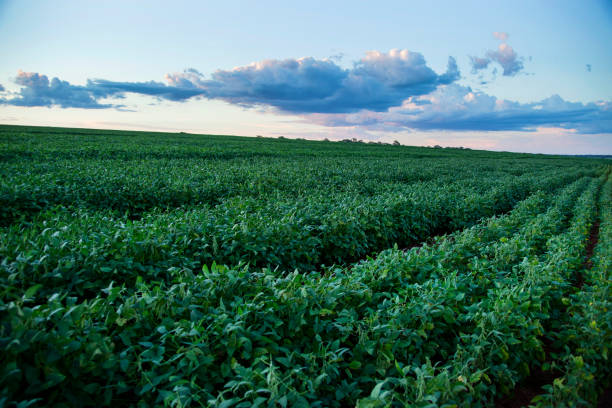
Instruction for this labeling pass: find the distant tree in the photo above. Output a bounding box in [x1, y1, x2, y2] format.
[393, 140, 401, 146]
[278, 136, 286, 139]
[434, 145, 442, 149]
[323, 138, 330, 142]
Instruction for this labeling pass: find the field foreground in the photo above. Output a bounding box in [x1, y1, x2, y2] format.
[0, 125, 610, 407]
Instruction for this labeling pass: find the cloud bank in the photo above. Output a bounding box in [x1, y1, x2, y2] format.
[1, 46, 610, 135]
[1, 50, 459, 114]
[308, 84, 612, 134]
[470, 32, 525, 76]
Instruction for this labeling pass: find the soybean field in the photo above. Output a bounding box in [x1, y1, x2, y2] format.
[1, 125, 610, 407]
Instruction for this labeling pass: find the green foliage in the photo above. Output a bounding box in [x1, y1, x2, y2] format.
[0, 125, 610, 407]
[529, 173, 612, 408]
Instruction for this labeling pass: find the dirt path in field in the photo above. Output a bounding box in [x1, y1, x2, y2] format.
[575, 217, 600, 289]
[584, 220, 600, 270]
[496, 368, 558, 408]
[495, 334, 561, 408]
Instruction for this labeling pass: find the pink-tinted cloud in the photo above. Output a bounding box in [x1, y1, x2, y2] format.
[493, 31, 509, 42]
[165, 50, 459, 113]
[470, 32, 525, 76]
[486, 43, 524, 76]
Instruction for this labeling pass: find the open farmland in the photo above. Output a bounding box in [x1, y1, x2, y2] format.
[0, 125, 610, 407]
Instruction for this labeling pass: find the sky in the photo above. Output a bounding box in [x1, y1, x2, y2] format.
[0, 0, 611, 154]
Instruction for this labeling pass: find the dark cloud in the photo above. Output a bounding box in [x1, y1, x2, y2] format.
[308, 84, 612, 134]
[470, 33, 525, 77]
[1, 50, 458, 113]
[87, 78, 205, 101]
[0, 70, 206, 109]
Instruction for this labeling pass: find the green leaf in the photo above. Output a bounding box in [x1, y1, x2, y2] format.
[348, 360, 362, 370]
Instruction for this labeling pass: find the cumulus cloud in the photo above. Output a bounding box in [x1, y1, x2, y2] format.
[166, 50, 459, 113]
[0, 50, 458, 113]
[0, 83, 5, 92]
[307, 84, 612, 134]
[486, 43, 524, 76]
[470, 32, 525, 77]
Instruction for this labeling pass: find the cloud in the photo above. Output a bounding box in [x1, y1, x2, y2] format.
[469, 56, 491, 73]
[0, 84, 4, 92]
[87, 78, 205, 101]
[493, 31, 509, 42]
[486, 43, 524, 76]
[167, 50, 460, 113]
[2, 50, 609, 136]
[329, 52, 344, 62]
[0, 70, 207, 108]
[1, 70, 113, 109]
[586, 64, 592, 72]
[470, 32, 525, 77]
[0, 50, 458, 113]
[307, 84, 612, 134]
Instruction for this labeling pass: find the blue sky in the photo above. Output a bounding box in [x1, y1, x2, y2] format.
[0, 0, 611, 154]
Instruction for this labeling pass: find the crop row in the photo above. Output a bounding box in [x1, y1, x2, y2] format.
[0, 171, 590, 305]
[0, 125, 585, 162]
[1, 154, 595, 225]
[2, 126, 611, 408]
[1, 125, 603, 225]
[529, 173, 611, 407]
[357, 171, 606, 407]
[0, 173, 602, 407]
